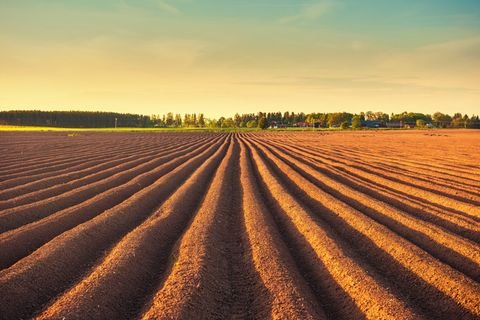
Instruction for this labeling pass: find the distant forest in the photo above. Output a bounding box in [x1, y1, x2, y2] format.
[0, 111, 150, 128]
[0, 110, 479, 129]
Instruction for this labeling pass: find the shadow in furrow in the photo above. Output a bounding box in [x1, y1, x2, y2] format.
[0, 136, 221, 234]
[333, 165, 480, 223]
[349, 164, 480, 207]
[254, 145, 478, 320]
[226, 139, 269, 319]
[261, 143, 480, 281]
[0, 136, 204, 204]
[245, 143, 367, 320]
[280, 142, 480, 222]
[38, 136, 231, 319]
[318, 144, 480, 195]
[0, 137, 226, 320]
[273, 143, 480, 243]
[138, 138, 269, 319]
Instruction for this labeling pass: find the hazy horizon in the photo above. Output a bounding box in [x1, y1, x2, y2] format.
[1, 0, 479, 118]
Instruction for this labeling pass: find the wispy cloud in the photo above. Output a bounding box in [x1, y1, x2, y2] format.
[379, 36, 480, 73]
[234, 75, 475, 94]
[153, 0, 181, 15]
[279, 1, 335, 24]
[118, 0, 181, 15]
[418, 36, 480, 55]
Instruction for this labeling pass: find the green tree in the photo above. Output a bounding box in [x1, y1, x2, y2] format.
[205, 118, 217, 128]
[175, 114, 182, 127]
[451, 113, 463, 128]
[166, 112, 174, 127]
[432, 112, 450, 128]
[234, 113, 241, 127]
[328, 112, 353, 127]
[198, 113, 205, 127]
[462, 114, 469, 128]
[306, 114, 315, 127]
[247, 120, 258, 128]
[340, 121, 349, 130]
[351, 115, 362, 129]
[223, 117, 235, 128]
[416, 119, 426, 128]
[183, 114, 190, 127]
[217, 117, 225, 128]
[258, 117, 268, 129]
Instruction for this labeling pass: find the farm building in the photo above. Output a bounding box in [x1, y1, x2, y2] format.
[362, 120, 386, 128]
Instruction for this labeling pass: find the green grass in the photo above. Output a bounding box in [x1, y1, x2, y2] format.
[0, 125, 263, 132]
[0, 125, 449, 132]
[0, 125, 344, 132]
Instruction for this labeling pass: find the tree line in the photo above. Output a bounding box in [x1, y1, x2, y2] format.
[0, 110, 479, 129]
[0, 110, 150, 128]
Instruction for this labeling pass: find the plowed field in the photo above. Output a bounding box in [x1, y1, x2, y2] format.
[1, 130, 479, 319]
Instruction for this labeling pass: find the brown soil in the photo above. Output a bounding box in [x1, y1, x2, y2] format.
[0, 130, 479, 320]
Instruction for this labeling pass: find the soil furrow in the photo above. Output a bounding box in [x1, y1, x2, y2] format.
[141, 138, 269, 319]
[292, 140, 479, 205]
[36, 137, 230, 319]
[0, 137, 223, 269]
[278, 140, 480, 220]
[253, 137, 480, 279]
[238, 139, 326, 319]
[0, 135, 226, 320]
[314, 143, 480, 188]
[0, 136, 185, 187]
[266, 139, 480, 242]
[250, 139, 480, 319]
[0, 133, 202, 180]
[0, 136, 207, 205]
[0, 136, 221, 233]
[0, 130, 478, 320]
[242, 137, 419, 320]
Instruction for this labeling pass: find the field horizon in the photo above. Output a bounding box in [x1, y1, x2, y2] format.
[4, 124, 478, 132]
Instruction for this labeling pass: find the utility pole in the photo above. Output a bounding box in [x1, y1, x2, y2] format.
[115, 118, 118, 129]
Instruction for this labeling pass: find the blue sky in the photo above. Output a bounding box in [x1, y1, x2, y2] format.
[1, 0, 479, 116]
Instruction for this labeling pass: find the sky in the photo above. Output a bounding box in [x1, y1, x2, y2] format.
[0, 0, 479, 118]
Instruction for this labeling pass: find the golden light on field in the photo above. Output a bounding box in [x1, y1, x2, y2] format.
[0, 130, 479, 319]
